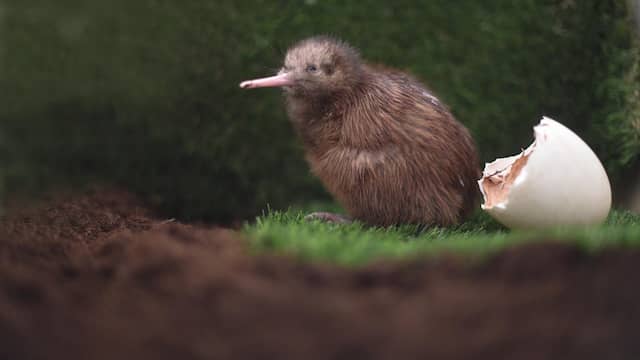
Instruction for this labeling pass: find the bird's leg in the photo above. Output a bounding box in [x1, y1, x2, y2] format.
[304, 212, 352, 224]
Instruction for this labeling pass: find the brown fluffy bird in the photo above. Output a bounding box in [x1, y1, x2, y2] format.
[240, 36, 480, 227]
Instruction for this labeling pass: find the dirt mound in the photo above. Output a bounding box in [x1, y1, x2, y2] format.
[0, 189, 639, 359]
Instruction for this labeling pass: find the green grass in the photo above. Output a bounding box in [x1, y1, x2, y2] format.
[244, 209, 640, 266]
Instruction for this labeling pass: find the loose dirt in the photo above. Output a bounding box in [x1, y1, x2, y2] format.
[1, 188, 639, 359]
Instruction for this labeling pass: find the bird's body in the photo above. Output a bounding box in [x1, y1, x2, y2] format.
[241, 37, 480, 227]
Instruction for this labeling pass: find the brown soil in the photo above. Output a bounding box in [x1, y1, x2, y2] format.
[0, 188, 639, 360]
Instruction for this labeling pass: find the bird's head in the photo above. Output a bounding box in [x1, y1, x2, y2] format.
[240, 36, 363, 98]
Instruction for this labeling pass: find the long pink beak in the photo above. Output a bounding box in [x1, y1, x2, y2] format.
[239, 73, 293, 89]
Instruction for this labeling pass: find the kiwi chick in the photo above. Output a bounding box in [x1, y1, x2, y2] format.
[240, 36, 480, 227]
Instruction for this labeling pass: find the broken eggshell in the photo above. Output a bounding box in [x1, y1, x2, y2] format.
[478, 117, 611, 229]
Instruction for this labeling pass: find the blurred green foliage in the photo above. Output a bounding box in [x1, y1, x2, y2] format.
[1, 0, 639, 221]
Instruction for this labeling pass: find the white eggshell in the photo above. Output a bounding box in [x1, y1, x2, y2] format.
[478, 116, 612, 229]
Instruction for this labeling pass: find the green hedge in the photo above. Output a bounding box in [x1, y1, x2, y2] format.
[2, 0, 639, 221]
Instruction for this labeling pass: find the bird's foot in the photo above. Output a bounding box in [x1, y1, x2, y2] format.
[304, 212, 352, 225]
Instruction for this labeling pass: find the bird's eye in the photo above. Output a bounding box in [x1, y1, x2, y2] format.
[306, 64, 318, 72]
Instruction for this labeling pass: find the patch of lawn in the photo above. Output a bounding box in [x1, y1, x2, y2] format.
[244, 209, 640, 266]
